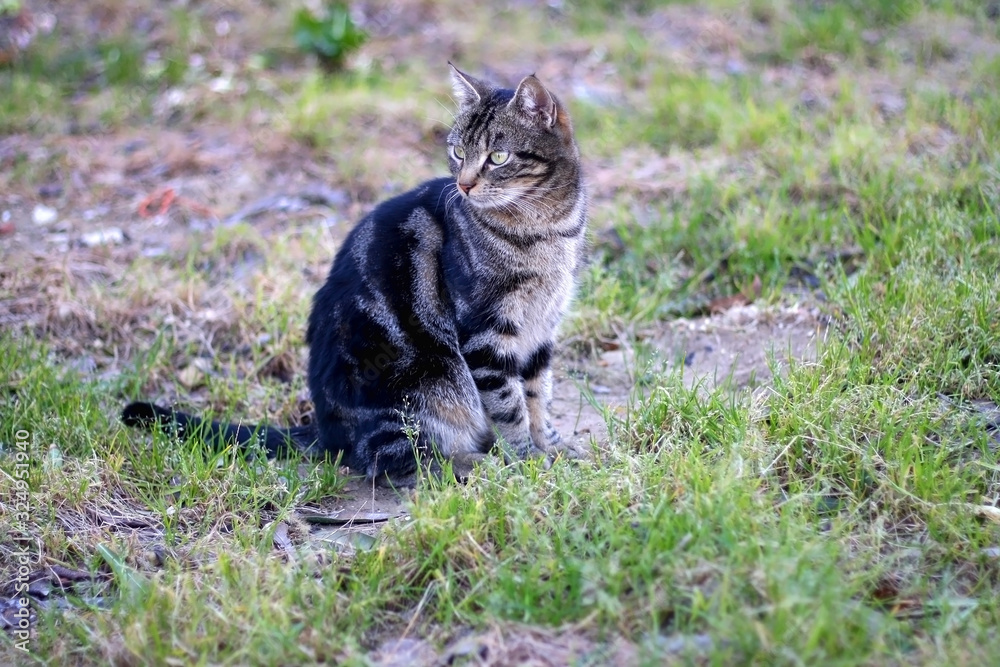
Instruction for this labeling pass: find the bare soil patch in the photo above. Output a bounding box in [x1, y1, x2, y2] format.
[576, 303, 824, 406]
[371, 622, 715, 666]
[647, 303, 823, 389]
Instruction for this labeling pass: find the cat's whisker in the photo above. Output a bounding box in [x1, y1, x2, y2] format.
[426, 116, 455, 129]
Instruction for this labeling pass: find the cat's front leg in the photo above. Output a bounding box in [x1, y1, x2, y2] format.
[525, 366, 562, 451]
[464, 344, 541, 461]
[521, 342, 563, 452]
[482, 379, 540, 462]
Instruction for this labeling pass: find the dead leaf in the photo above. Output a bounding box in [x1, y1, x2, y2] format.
[708, 293, 751, 314]
[270, 521, 296, 560]
[966, 504, 1000, 524]
[297, 510, 391, 525]
[311, 527, 376, 552]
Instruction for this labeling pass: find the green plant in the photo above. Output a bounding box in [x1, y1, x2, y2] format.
[0, 0, 22, 17]
[292, 2, 366, 71]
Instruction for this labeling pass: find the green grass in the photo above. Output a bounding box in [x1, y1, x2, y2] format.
[2, 0, 1000, 663]
[287, 69, 453, 190]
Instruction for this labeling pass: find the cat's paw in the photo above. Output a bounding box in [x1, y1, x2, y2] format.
[496, 437, 546, 465]
[520, 443, 555, 471]
[550, 441, 589, 461]
[530, 422, 559, 449]
[448, 452, 489, 483]
[539, 429, 590, 461]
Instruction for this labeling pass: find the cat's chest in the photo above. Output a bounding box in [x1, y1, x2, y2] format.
[498, 270, 571, 325]
[461, 259, 576, 354]
[447, 208, 585, 354]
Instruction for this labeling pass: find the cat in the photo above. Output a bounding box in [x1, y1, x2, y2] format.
[122, 64, 587, 486]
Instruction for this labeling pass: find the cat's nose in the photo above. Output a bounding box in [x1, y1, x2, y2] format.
[458, 181, 474, 194]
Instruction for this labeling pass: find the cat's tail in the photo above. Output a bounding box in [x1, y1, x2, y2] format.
[121, 401, 319, 458]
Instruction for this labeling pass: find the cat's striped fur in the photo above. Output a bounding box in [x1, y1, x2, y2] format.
[122, 65, 587, 485]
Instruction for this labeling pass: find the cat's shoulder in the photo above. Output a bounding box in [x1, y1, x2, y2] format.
[367, 177, 455, 224]
[336, 177, 457, 273]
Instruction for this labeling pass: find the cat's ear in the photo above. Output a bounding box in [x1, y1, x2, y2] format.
[510, 75, 557, 129]
[449, 62, 489, 109]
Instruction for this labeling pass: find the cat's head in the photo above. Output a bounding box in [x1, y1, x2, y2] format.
[447, 64, 580, 213]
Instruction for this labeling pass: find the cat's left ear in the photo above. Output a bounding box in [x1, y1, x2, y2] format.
[510, 75, 557, 129]
[449, 62, 490, 109]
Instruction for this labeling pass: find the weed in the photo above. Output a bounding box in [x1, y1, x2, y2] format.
[292, 2, 366, 72]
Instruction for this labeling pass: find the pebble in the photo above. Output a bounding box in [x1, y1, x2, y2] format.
[80, 227, 125, 247]
[38, 183, 63, 198]
[142, 246, 168, 258]
[32, 204, 58, 226]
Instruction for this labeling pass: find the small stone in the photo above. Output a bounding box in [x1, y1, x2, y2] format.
[165, 88, 186, 107]
[725, 58, 746, 76]
[210, 76, 232, 93]
[177, 363, 206, 389]
[142, 246, 167, 258]
[862, 30, 882, 46]
[141, 549, 163, 568]
[38, 183, 63, 198]
[82, 205, 110, 221]
[32, 204, 58, 225]
[80, 227, 125, 247]
[876, 94, 906, 117]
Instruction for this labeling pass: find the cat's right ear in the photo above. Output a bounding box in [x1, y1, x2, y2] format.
[449, 62, 489, 109]
[509, 75, 558, 129]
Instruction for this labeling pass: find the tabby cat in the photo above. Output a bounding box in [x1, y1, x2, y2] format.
[122, 65, 587, 486]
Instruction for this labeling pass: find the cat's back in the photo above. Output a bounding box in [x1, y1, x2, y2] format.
[307, 177, 459, 344]
[349, 177, 453, 257]
[316, 178, 452, 289]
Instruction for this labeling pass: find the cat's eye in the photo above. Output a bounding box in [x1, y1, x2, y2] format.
[452, 145, 466, 160]
[489, 150, 509, 165]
